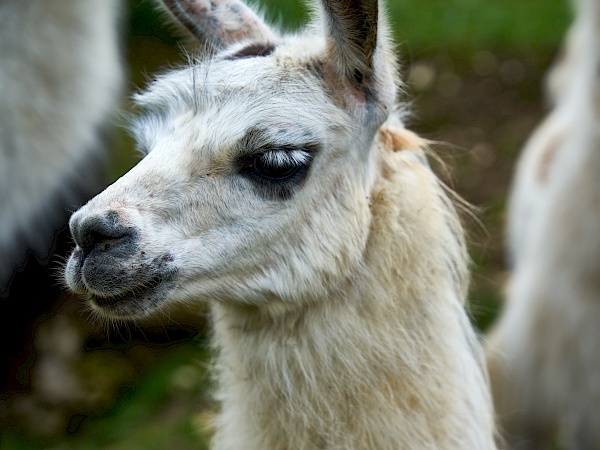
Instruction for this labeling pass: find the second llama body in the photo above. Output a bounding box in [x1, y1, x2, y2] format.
[487, 0, 600, 447]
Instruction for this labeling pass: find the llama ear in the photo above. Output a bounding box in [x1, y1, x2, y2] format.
[160, 0, 276, 48]
[320, 0, 381, 87]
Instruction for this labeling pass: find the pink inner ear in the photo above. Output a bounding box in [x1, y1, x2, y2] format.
[161, 0, 276, 48]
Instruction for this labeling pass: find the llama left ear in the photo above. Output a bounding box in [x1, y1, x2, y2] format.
[160, 0, 276, 49]
[320, 0, 386, 90]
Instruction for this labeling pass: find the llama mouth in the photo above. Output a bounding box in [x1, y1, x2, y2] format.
[86, 271, 176, 318]
[88, 275, 164, 307]
[64, 247, 178, 317]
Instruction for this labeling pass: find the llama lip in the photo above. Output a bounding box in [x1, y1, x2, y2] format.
[88, 286, 153, 310]
[89, 275, 163, 306]
[65, 244, 177, 316]
[82, 260, 177, 299]
[87, 270, 177, 317]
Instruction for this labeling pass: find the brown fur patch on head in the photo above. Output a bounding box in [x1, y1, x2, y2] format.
[318, 61, 368, 106]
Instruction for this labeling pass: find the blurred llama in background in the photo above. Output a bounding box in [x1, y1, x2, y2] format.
[0, 0, 124, 435]
[487, 0, 600, 448]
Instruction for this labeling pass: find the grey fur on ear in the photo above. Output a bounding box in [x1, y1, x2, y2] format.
[320, 0, 380, 85]
[160, 0, 276, 48]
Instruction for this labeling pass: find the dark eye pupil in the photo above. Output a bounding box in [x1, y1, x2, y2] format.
[253, 155, 299, 180]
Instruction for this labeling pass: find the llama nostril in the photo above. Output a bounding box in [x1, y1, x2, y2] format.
[70, 211, 134, 258]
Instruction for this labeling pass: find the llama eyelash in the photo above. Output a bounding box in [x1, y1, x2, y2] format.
[238, 147, 316, 199]
[259, 149, 312, 168]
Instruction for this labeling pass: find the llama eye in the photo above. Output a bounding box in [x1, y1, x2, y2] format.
[239, 148, 315, 199]
[251, 150, 309, 180]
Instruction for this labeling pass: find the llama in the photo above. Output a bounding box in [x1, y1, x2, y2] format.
[0, 0, 123, 429]
[64, 0, 497, 448]
[486, 0, 600, 447]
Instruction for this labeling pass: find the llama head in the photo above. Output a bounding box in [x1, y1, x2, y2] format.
[64, 0, 399, 319]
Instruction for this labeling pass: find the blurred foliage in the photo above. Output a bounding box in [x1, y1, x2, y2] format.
[1, 337, 213, 450]
[4, 0, 573, 448]
[389, 0, 570, 52]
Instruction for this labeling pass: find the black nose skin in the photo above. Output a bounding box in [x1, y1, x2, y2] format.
[70, 210, 137, 259]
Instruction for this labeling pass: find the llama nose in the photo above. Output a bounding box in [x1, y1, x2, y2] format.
[70, 211, 135, 258]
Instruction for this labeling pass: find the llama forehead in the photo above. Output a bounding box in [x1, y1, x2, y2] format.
[135, 46, 332, 114]
[133, 53, 351, 163]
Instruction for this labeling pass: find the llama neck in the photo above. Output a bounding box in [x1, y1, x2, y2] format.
[210, 145, 496, 450]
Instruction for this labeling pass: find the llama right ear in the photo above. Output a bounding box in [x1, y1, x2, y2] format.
[160, 0, 276, 48]
[319, 0, 395, 107]
[320, 0, 379, 83]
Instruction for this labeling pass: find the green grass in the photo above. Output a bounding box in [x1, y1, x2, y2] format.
[389, 0, 571, 52]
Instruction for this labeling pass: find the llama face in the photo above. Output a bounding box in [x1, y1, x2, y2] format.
[64, 0, 396, 319]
